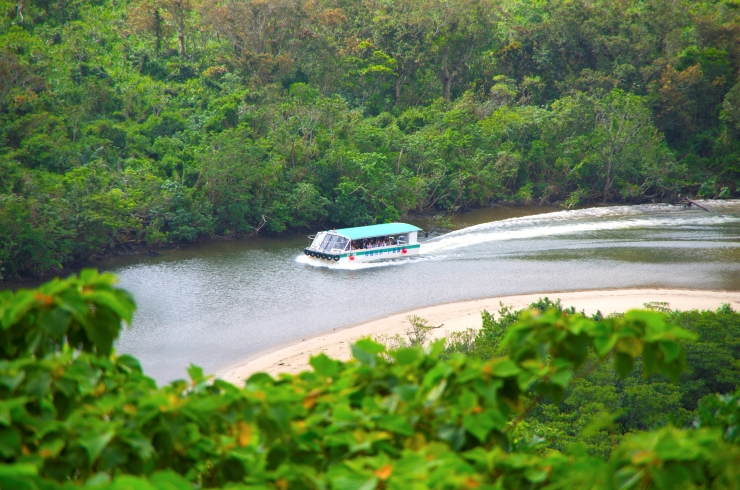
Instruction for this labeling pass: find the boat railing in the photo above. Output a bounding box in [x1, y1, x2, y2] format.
[350, 241, 407, 252]
[306, 237, 409, 254]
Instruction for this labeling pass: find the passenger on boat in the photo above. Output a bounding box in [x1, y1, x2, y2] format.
[352, 236, 408, 250]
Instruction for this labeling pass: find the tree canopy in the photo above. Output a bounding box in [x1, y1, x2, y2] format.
[1, 0, 740, 279]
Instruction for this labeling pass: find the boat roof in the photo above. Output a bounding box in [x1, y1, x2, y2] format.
[334, 223, 422, 240]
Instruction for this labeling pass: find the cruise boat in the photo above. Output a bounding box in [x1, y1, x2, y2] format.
[304, 223, 422, 263]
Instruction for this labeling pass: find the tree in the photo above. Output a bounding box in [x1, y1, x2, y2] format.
[649, 64, 703, 143]
[2, 0, 740, 281]
[127, 0, 169, 56]
[425, 0, 497, 102]
[0, 50, 44, 112]
[556, 90, 675, 202]
[204, 0, 304, 83]
[161, 0, 196, 57]
[367, 0, 432, 106]
[721, 81, 740, 132]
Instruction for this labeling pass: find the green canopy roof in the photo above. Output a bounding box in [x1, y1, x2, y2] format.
[334, 223, 422, 240]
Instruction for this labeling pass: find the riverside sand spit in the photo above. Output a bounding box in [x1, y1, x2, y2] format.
[220, 288, 740, 383]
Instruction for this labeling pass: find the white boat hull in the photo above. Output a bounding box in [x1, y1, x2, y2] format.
[303, 243, 421, 264]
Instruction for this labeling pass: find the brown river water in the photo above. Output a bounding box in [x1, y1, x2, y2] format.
[13, 201, 740, 383]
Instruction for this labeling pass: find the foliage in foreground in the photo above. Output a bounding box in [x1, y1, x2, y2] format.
[381, 298, 740, 458]
[1, 271, 740, 488]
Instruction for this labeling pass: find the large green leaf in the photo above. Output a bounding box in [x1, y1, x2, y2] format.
[80, 432, 115, 464]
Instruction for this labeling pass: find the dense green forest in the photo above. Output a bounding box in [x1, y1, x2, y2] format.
[456, 299, 740, 457]
[2, 271, 740, 488]
[378, 298, 740, 459]
[1, 0, 740, 280]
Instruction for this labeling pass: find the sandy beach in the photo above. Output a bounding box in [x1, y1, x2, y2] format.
[218, 288, 740, 384]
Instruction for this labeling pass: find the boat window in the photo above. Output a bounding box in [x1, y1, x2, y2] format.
[320, 234, 340, 251]
[311, 233, 326, 248]
[322, 235, 349, 252]
[318, 234, 334, 250]
[334, 236, 349, 251]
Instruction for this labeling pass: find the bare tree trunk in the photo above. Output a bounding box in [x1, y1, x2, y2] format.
[178, 27, 185, 57]
[444, 78, 453, 102]
[154, 8, 163, 57]
[455, 170, 464, 207]
[176, 0, 186, 57]
[603, 159, 611, 203]
[442, 49, 455, 102]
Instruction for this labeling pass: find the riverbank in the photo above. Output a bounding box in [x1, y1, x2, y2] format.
[218, 288, 740, 383]
[0, 203, 561, 285]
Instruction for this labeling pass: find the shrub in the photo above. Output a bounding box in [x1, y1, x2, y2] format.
[2, 272, 740, 489]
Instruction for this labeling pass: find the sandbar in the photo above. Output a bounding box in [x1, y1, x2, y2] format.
[218, 289, 740, 384]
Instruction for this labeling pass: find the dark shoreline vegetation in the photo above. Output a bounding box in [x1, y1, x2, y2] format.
[2, 0, 740, 281]
[2, 271, 740, 488]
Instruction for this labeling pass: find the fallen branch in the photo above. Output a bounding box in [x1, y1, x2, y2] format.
[245, 215, 270, 237]
[685, 199, 709, 212]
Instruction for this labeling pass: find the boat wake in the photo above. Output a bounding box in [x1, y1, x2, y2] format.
[295, 253, 447, 270]
[296, 201, 740, 269]
[423, 202, 740, 254]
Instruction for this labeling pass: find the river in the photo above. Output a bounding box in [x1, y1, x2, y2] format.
[101, 201, 740, 383]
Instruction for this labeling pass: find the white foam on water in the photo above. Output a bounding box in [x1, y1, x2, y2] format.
[424, 216, 738, 254]
[423, 203, 740, 254]
[295, 253, 446, 270]
[296, 201, 740, 268]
